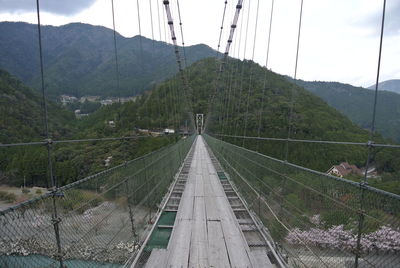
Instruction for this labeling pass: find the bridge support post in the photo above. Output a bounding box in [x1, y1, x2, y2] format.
[196, 114, 204, 134]
[46, 139, 64, 267]
[142, 157, 152, 223]
[354, 183, 367, 268]
[125, 179, 137, 240]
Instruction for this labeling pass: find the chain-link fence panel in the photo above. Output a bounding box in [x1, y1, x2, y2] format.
[0, 135, 195, 267]
[204, 134, 400, 268]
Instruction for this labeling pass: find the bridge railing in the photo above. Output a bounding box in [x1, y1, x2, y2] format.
[204, 134, 400, 268]
[0, 135, 195, 267]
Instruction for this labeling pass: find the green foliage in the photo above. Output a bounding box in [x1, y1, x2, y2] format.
[191, 58, 369, 170]
[285, 193, 306, 212]
[0, 68, 178, 188]
[269, 218, 288, 241]
[0, 69, 76, 144]
[320, 210, 351, 228]
[293, 78, 400, 143]
[192, 58, 399, 194]
[58, 189, 104, 213]
[0, 191, 16, 203]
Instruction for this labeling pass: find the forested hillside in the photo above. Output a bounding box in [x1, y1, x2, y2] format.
[292, 79, 400, 143]
[0, 70, 176, 188]
[136, 58, 400, 193]
[0, 22, 217, 98]
[1, 57, 399, 194]
[0, 69, 76, 144]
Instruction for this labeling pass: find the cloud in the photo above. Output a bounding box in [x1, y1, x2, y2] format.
[360, 1, 400, 36]
[0, 0, 97, 16]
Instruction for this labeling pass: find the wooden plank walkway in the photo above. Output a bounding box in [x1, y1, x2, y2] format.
[145, 136, 273, 268]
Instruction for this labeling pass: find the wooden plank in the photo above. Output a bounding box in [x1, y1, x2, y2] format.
[209, 174, 226, 197]
[205, 196, 222, 221]
[207, 220, 231, 268]
[250, 248, 274, 268]
[165, 219, 192, 267]
[195, 173, 204, 197]
[176, 182, 194, 221]
[220, 218, 253, 268]
[154, 136, 263, 268]
[189, 196, 209, 267]
[145, 248, 168, 268]
[203, 172, 215, 197]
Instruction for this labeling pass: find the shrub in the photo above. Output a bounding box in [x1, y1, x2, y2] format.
[321, 209, 351, 228]
[0, 191, 17, 203]
[58, 189, 104, 213]
[21, 188, 30, 194]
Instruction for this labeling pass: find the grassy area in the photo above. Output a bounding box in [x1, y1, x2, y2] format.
[0, 190, 16, 203]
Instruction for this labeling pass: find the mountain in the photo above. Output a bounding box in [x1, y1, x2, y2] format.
[117, 57, 399, 194]
[1, 57, 399, 193]
[291, 79, 400, 143]
[368, 79, 400, 94]
[105, 58, 385, 172]
[0, 21, 218, 98]
[0, 69, 76, 144]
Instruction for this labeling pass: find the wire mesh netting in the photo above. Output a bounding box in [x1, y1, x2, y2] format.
[0, 135, 195, 268]
[204, 134, 400, 268]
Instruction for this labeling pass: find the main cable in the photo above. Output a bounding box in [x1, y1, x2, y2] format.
[111, 0, 120, 100]
[176, 0, 188, 69]
[204, 0, 243, 133]
[216, 0, 228, 55]
[355, 1, 387, 266]
[163, 0, 196, 130]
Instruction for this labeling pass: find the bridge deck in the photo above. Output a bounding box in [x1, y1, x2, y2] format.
[145, 136, 273, 268]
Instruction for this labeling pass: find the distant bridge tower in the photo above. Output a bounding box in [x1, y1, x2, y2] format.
[196, 114, 204, 134]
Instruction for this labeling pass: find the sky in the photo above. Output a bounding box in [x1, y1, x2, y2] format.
[0, 0, 399, 87]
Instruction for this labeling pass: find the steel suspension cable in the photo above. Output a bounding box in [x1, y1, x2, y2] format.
[176, 0, 188, 69]
[35, 0, 63, 266]
[163, 0, 196, 130]
[222, 22, 240, 137]
[148, 0, 162, 129]
[213, 134, 400, 149]
[256, 0, 275, 151]
[284, 0, 304, 161]
[242, 0, 260, 147]
[219, 1, 236, 136]
[156, 0, 162, 40]
[216, 0, 229, 55]
[157, 0, 172, 128]
[204, 0, 243, 133]
[355, 1, 387, 266]
[233, 0, 250, 140]
[227, 7, 245, 136]
[136, 0, 151, 131]
[219, 55, 234, 136]
[162, 0, 168, 42]
[111, 0, 120, 100]
[207, 0, 229, 132]
[175, 0, 192, 102]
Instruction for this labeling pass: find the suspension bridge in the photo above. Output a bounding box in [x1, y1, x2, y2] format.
[0, 0, 399, 268]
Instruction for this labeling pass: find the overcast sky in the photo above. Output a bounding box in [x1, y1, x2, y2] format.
[1, 0, 399, 87]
